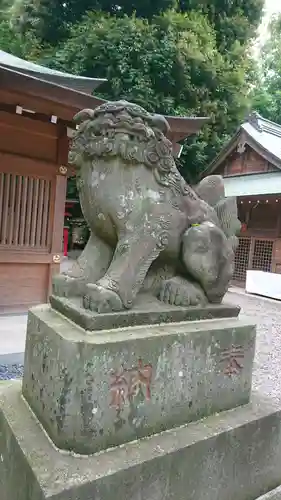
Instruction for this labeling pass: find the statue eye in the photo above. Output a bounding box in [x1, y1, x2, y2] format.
[197, 244, 207, 253]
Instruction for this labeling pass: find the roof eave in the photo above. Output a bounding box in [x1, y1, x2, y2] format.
[0, 65, 208, 143]
[0, 64, 106, 94]
[202, 125, 281, 180]
[200, 130, 241, 179]
[0, 65, 105, 118]
[166, 116, 209, 141]
[0, 49, 107, 94]
[243, 133, 281, 170]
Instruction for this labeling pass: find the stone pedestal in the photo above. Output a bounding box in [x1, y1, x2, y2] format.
[22, 304, 255, 454]
[1, 382, 281, 500]
[2, 302, 281, 499]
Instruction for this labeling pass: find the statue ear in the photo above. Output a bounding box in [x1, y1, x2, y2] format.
[73, 108, 95, 124]
[194, 175, 225, 207]
[151, 114, 170, 135]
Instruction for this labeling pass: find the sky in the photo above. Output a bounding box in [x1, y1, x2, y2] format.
[265, 0, 281, 16]
[253, 0, 281, 56]
[260, 0, 281, 38]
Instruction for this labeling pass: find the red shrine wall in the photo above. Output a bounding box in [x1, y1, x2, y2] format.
[219, 146, 277, 177]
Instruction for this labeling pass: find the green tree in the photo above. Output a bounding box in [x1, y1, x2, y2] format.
[0, 17, 41, 59]
[178, 0, 264, 51]
[251, 15, 281, 124]
[9, 0, 264, 49]
[47, 11, 254, 180]
[0, 0, 41, 58]
[2, 0, 264, 179]
[9, 0, 176, 44]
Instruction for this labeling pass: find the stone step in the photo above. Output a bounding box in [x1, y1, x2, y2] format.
[1, 382, 281, 500]
[256, 487, 281, 499]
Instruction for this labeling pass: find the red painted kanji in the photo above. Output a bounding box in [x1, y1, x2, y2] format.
[109, 359, 152, 410]
[220, 345, 244, 377]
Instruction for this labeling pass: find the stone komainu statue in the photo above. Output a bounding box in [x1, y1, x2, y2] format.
[53, 101, 241, 313]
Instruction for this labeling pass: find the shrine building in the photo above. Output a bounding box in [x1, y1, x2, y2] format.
[0, 50, 208, 312]
[202, 112, 281, 288]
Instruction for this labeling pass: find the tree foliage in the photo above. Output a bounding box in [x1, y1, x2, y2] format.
[9, 0, 263, 49]
[1, 0, 264, 180]
[45, 11, 256, 179]
[0, 20, 40, 59]
[178, 0, 264, 51]
[251, 15, 281, 124]
[9, 0, 176, 44]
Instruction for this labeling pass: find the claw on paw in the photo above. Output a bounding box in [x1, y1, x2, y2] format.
[83, 284, 123, 313]
[52, 274, 85, 298]
[158, 277, 207, 307]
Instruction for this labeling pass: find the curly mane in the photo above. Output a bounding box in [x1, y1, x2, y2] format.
[69, 100, 194, 198]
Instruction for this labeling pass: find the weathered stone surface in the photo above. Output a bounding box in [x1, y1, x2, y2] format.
[50, 293, 240, 331]
[22, 305, 255, 454]
[1, 383, 281, 500]
[52, 100, 241, 314]
[256, 487, 281, 500]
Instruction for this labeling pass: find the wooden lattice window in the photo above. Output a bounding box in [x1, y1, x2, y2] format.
[233, 237, 251, 282]
[0, 172, 51, 248]
[252, 239, 273, 273]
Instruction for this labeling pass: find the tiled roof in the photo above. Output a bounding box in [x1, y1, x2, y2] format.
[242, 112, 281, 162]
[0, 50, 106, 94]
[203, 112, 281, 177]
[0, 50, 208, 144]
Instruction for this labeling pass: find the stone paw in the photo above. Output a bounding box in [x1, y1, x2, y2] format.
[52, 274, 85, 298]
[158, 277, 207, 307]
[83, 283, 124, 313]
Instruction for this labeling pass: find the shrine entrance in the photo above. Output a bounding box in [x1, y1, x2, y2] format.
[0, 52, 104, 313]
[0, 112, 67, 313]
[0, 51, 207, 312]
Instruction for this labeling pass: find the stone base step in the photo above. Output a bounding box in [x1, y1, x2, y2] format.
[1, 382, 281, 500]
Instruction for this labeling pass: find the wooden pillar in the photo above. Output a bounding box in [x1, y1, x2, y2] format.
[48, 172, 67, 290]
[48, 123, 69, 291]
[57, 121, 69, 165]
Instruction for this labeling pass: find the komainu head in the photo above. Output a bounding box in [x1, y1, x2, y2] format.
[68, 100, 175, 175]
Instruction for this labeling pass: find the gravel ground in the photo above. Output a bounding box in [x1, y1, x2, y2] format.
[226, 290, 281, 403]
[0, 364, 23, 380]
[1, 290, 281, 394]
